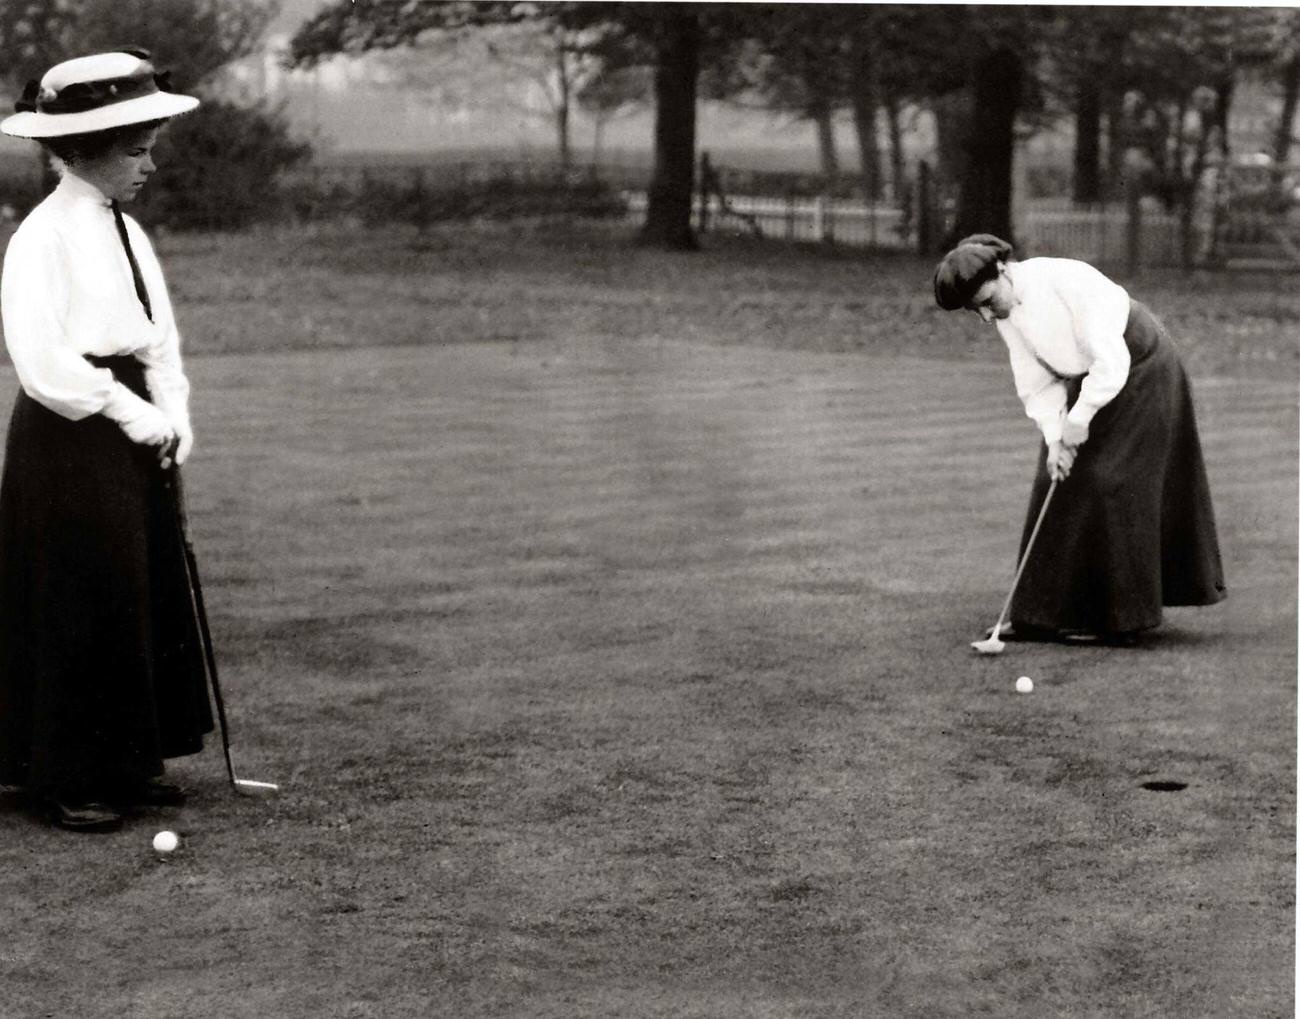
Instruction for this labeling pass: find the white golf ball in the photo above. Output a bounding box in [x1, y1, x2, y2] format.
[1015, 676, 1034, 694]
[152, 830, 179, 853]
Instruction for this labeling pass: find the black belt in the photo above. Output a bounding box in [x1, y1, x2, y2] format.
[85, 353, 142, 370]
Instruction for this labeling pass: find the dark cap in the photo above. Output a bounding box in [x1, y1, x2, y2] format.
[933, 234, 1015, 310]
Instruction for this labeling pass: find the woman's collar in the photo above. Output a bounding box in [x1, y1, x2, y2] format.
[54, 169, 111, 207]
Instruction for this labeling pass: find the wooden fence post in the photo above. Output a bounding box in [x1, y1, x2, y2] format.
[697, 150, 712, 234]
[813, 196, 827, 243]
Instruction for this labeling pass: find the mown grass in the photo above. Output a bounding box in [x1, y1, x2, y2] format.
[143, 220, 1300, 376]
[0, 220, 1294, 1018]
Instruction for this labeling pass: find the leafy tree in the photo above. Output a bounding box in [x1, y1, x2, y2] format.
[920, 7, 1050, 247]
[843, 6, 967, 203]
[1, 0, 274, 93]
[1040, 8, 1157, 203]
[1261, 8, 1300, 164]
[575, 63, 651, 164]
[0, 0, 78, 94]
[289, 1, 745, 251]
[721, 6, 851, 182]
[0, 5, 301, 227]
[136, 98, 310, 229]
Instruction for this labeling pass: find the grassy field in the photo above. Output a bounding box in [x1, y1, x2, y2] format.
[0, 222, 1294, 1018]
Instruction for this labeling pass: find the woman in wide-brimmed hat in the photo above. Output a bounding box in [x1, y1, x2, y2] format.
[933, 234, 1226, 645]
[0, 50, 212, 830]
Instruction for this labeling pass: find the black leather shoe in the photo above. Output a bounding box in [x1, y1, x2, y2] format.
[47, 797, 124, 832]
[1099, 630, 1143, 648]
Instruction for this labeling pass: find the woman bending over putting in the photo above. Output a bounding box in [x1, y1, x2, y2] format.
[0, 50, 213, 830]
[933, 234, 1226, 646]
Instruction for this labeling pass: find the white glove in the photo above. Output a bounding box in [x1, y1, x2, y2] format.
[102, 384, 176, 448]
[1047, 440, 1075, 481]
[1061, 415, 1089, 448]
[171, 423, 193, 465]
[148, 377, 194, 465]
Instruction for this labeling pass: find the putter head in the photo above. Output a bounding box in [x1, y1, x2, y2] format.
[971, 624, 1007, 655]
[233, 778, 279, 797]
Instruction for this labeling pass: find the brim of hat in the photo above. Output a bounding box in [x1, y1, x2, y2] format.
[0, 92, 199, 139]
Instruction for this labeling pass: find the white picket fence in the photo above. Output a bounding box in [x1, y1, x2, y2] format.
[1019, 203, 1183, 265]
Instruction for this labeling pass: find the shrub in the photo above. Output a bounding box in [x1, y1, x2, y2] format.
[135, 99, 312, 231]
[283, 166, 629, 227]
[0, 151, 45, 218]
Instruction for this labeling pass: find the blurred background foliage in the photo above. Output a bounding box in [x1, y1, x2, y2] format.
[0, 0, 309, 229]
[0, 2, 1299, 249]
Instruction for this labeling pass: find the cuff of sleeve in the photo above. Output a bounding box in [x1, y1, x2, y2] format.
[1066, 401, 1099, 428]
[1037, 413, 1064, 445]
[101, 382, 154, 424]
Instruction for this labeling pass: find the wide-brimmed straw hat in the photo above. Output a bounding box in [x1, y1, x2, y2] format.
[1, 49, 199, 139]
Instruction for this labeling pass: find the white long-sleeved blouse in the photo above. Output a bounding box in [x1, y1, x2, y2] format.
[996, 257, 1131, 445]
[0, 171, 189, 426]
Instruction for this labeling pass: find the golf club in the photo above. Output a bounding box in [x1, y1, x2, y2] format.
[971, 477, 1059, 655]
[166, 463, 279, 796]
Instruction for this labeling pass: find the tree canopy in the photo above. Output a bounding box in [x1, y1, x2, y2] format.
[1, 0, 275, 93]
[287, 3, 1300, 251]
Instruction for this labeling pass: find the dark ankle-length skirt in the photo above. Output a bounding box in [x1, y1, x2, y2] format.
[0, 355, 213, 795]
[1008, 300, 1227, 635]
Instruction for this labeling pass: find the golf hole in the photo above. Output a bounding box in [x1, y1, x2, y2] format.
[1140, 780, 1188, 792]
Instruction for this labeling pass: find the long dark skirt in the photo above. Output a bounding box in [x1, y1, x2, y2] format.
[1009, 301, 1227, 635]
[0, 355, 213, 795]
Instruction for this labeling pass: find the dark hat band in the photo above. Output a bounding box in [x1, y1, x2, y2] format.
[15, 65, 172, 116]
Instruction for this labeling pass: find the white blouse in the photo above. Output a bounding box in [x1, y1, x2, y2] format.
[996, 257, 1131, 445]
[0, 171, 190, 427]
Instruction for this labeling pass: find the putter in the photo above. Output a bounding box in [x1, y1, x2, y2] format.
[971, 477, 1059, 655]
[166, 463, 279, 796]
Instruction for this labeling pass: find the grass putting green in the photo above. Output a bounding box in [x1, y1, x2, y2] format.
[0, 223, 1293, 1018]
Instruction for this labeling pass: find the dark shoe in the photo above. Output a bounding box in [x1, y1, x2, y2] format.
[116, 778, 189, 808]
[47, 797, 124, 832]
[1099, 630, 1143, 648]
[989, 622, 1059, 643]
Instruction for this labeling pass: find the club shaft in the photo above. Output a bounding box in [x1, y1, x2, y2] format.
[988, 478, 1058, 636]
[168, 470, 238, 787]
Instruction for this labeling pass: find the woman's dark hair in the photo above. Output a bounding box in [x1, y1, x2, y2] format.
[932, 234, 1016, 311]
[40, 118, 167, 166]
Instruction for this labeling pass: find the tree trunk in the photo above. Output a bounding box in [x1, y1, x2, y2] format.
[950, 46, 1023, 245]
[555, 104, 571, 168]
[885, 97, 905, 205]
[851, 94, 879, 201]
[640, 7, 699, 250]
[554, 47, 571, 168]
[931, 91, 971, 192]
[1214, 76, 1234, 160]
[1103, 92, 1127, 201]
[1073, 79, 1103, 203]
[1273, 55, 1300, 164]
[812, 100, 839, 183]
[849, 41, 880, 201]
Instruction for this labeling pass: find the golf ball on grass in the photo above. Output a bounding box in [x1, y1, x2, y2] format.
[152, 830, 179, 854]
[1015, 676, 1034, 694]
